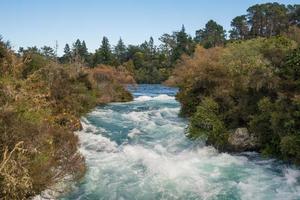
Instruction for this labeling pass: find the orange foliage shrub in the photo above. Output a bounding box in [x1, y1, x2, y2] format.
[165, 46, 226, 88]
[87, 64, 135, 85]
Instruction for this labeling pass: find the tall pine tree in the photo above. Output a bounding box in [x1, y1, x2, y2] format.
[114, 38, 127, 65]
[94, 36, 114, 66]
[61, 43, 72, 63]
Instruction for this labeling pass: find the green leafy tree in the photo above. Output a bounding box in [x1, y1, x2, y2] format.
[247, 3, 289, 37]
[287, 4, 300, 26]
[159, 33, 176, 54]
[195, 20, 226, 48]
[40, 46, 56, 59]
[173, 25, 195, 62]
[229, 15, 249, 40]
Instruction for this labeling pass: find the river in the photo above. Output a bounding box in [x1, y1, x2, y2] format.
[61, 84, 300, 200]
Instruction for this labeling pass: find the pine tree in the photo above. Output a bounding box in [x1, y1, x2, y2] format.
[80, 41, 89, 59]
[148, 37, 156, 56]
[62, 43, 72, 63]
[114, 38, 127, 65]
[171, 25, 195, 62]
[40, 46, 56, 59]
[94, 36, 114, 66]
[73, 39, 82, 56]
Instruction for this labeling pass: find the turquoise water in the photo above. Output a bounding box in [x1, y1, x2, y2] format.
[62, 84, 300, 200]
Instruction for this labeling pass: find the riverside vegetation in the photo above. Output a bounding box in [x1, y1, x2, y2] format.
[0, 1, 300, 199]
[0, 39, 133, 199]
[166, 3, 300, 165]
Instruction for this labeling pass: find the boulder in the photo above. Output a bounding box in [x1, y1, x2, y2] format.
[228, 128, 259, 152]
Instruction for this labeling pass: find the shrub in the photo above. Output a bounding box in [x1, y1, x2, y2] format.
[188, 98, 228, 150]
[280, 135, 300, 164]
[21, 53, 49, 79]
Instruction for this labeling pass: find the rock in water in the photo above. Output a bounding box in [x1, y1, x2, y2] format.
[228, 128, 258, 152]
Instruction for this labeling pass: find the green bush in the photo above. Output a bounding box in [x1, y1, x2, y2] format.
[22, 53, 49, 78]
[280, 135, 300, 164]
[188, 98, 228, 150]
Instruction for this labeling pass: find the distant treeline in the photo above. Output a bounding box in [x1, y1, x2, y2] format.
[16, 3, 299, 83]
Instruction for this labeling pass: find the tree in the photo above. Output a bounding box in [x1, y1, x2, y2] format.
[18, 46, 40, 55]
[247, 3, 289, 37]
[148, 36, 156, 56]
[61, 43, 72, 63]
[195, 20, 226, 48]
[94, 36, 114, 66]
[40, 46, 56, 59]
[169, 25, 195, 63]
[114, 38, 127, 65]
[71, 39, 89, 64]
[72, 39, 82, 57]
[159, 33, 176, 53]
[229, 15, 249, 40]
[287, 4, 300, 27]
[79, 40, 89, 61]
[140, 37, 157, 59]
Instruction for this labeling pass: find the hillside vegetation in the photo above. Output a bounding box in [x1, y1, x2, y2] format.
[0, 39, 133, 199]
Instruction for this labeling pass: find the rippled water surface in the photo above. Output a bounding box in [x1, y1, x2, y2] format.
[62, 84, 300, 200]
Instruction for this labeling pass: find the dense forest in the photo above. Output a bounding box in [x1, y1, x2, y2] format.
[166, 3, 300, 164]
[0, 1, 300, 199]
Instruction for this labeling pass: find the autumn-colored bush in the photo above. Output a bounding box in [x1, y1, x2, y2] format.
[166, 46, 229, 116]
[0, 109, 85, 199]
[88, 64, 135, 85]
[86, 65, 134, 103]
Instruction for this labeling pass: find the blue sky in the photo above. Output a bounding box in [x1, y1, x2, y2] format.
[0, 0, 298, 55]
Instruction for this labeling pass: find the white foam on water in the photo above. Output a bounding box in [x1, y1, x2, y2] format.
[66, 89, 300, 200]
[76, 119, 118, 154]
[128, 128, 141, 138]
[134, 95, 153, 101]
[134, 94, 175, 101]
[80, 117, 99, 133]
[284, 168, 300, 185]
[122, 111, 148, 122]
